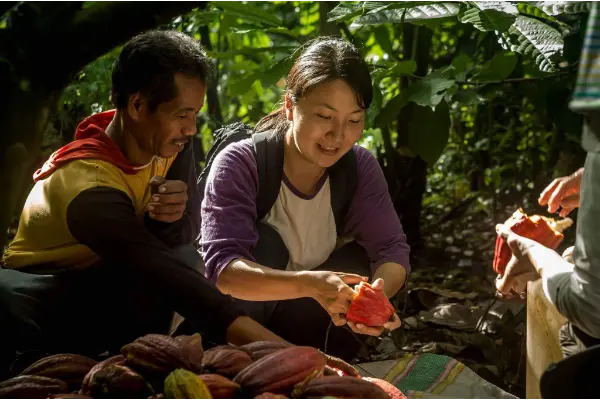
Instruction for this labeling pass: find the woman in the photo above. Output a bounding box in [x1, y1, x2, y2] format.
[200, 37, 410, 361]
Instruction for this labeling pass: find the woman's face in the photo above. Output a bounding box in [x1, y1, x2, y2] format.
[285, 79, 366, 168]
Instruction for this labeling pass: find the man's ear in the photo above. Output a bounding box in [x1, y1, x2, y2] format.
[127, 93, 147, 121]
[284, 94, 294, 121]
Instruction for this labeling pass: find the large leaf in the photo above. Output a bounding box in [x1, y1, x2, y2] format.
[229, 56, 290, 96]
[372, 61, 417, 81]
[327, 2, 389, 22]
[457, 2, 518, 33]
[502, 15, 564, 72]
[406, 101, 451, 165]
[516, 3, 566, 28]
[473, 52, 518, 80]
[351, 2, 461, 27]
[213, 2, 282, 27]
[527, 1, 591, 16]
[375, 70, 455, 127]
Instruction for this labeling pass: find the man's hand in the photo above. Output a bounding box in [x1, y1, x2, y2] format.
[495, 224, 542, 299]
[147, 176, 188, 223]
[538, 168, 584, 217]
[347, 278, 402, 336]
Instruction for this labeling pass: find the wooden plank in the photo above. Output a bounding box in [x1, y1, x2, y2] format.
[526, 279, 567, 398]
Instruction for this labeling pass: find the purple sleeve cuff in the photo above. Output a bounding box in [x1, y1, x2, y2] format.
[344, 146, 411, 276]
[200, 139, 259, 284]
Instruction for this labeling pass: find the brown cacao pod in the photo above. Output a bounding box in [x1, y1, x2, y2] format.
[292, 376, 390, 399]
[198, 374, 240, 398]
[121, 334, 201, 377]
[174, 333, 204, 373]
[0, 375, 68, 399]
[201, 346, 253, 378]
[361, 378, 406, 399]
[81, 355, 126, 392]
[48, 394, 92, 399]
[82, 364, 153, 399]
[234, 346, 326, 396]
[240, 341, 292, 361]
[19, 354, 97, 390]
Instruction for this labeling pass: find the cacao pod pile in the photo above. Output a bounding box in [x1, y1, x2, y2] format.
[0, 332, 404, 398]
[493, 208, 573, 275]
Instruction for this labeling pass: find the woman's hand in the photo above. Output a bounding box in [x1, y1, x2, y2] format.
[300, 271, 367, 326]
[347, 278, 402, 336]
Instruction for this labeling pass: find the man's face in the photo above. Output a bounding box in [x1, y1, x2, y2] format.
[132, 73, 206, 159]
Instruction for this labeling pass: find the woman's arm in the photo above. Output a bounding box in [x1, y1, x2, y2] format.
[343, 146, 411, 297]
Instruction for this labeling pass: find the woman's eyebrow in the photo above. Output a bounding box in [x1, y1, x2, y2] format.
[318, 103, 363, 114]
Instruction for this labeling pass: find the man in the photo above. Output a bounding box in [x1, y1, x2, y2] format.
[496, 3, 600, 357]
[0, 30, 283, 375]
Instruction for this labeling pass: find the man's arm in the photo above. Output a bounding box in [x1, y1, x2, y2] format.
[66, 186, 282, 345]
[145, 141, 201, 246]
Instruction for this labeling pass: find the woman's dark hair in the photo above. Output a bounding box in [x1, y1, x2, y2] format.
[255, 37, 372, 136]
[111, 30, 211, 112]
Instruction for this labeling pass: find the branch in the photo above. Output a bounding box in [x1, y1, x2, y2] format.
[0, 2, 18, 18]
[409, 69, 576, 86]
[33, 2, 207, 91]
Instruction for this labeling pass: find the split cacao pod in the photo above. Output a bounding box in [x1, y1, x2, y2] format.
[240, 341, 292, 361]
[0, 375, 68, 399]
[164, 369, 212, 399]
[19, 354, 97, 390]
[197, 374, 240, 398]
[81, 364, 152, 399]
[493, 209, 573, 275]
[121, 334, 201, 377]
[292, 376, 390, 399]
[201, 345, 253, 378]
[234, 346, 326, 396]
[174, 333, 204, 373]
[362, 377, 406, 399]
[346, 282, 395, 327]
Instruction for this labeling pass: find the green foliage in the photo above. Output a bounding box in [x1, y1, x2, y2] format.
[50, 0, 588, 232]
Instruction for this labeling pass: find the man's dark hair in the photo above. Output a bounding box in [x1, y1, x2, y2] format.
[111, 30, 211, 111]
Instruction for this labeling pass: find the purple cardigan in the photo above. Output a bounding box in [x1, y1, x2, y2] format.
[200, 139, 411, 283]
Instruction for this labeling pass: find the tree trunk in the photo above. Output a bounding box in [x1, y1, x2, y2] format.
[319, 2, 339, 36]
[0, 2, 204, 251]
[389, 24, 433, 254]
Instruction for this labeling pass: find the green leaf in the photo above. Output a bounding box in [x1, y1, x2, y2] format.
[404, 70, 456, 108]
[516, 3, 565, 28]
[229, 56, 290, 96]
[207, 46, 295, 59]
[527, 1, 591, 16]
[457, 2, 518, 33]
[213, 1, 282, 27]
[473, 52, 518, 80]
[351, 2, 461, 26]
[406, 101, 451, 165]
[367, 81, 383, 129]
[373, 26, 396, 58]
[375, 70, 455, 127]
[327, 2, 364, 22]
[502, 15, 564, 72]
[451, 54, 473, 74]
[373, 61, 417, 81]
[190, 10, 222, 25]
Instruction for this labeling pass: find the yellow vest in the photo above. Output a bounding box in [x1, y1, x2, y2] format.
[3, 156, 175, 270]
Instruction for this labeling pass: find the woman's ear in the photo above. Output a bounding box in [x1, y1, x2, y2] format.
[284, 94, 293, 121]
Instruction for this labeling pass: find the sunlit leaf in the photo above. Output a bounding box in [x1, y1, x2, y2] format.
[502, 15, 563, 72]
[527, 1, 591, 16]
[351, 2, 460, 27]
[213, 1, 282, 27]
[457, 2, 518, 33]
